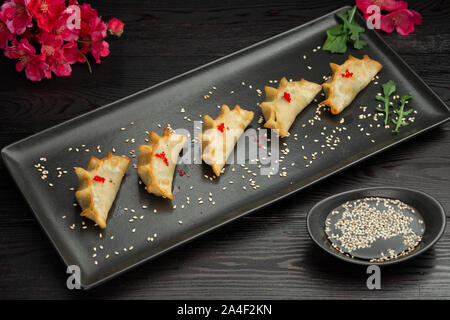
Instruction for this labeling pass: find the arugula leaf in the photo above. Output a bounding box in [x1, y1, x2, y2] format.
[328, 24, 344, 36]
[375, 80, 396, 125]
[382, 80, 396, 97]
[323, 33, 348, 53]
[323, 25, 345, 52]
[353, 38, 368, 49]
[322, 6, 367, 54]
[342, 7, 365, 42]
[392, 94, 414, 133]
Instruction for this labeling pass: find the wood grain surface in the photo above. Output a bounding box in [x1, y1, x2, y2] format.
[0, 0, 449, 299]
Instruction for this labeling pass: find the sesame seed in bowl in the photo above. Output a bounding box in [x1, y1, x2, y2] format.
[307, 187, 446, 266]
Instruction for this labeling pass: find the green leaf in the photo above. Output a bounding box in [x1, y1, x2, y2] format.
[347, 5, 358, 23]
[403, 109, 414, 116]
[376, 80, 397, 125]
[353, 39, 367, 49]
[336, 12, 349, 25]
[348, 24, 365, 41]
[323, 25, 344, 52]
[328, 24, 344, 36]
[322, 6, 367, 54]
[400, 93, 413, 104]
[323, 31, 348, 53]
[382, 80, 396, 98]
[392, 93, 414, 132]
[337, 6, 357, 28]
[330, 35, 348, 53]
[339, 7, 365, 42]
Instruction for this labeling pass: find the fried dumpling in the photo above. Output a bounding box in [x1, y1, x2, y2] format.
[261, 77, 321, 137]
[200, 104, 254, 176]
[75, 153, 131, 229]
[138, 127, 187, 199]
[319, 55, 383, 114]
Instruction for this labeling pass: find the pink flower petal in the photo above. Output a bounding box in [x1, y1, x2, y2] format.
[408, 9, 422, 25]
[15, 60, 25, 72]
[52, 61, 72, 77]
[383, 0, 408, 11]
[1, 0, 32, 34]
[90, 40, 109, 63]
[107, 17, 124, 36]
[380, 13, 396, 33]
[62, 41, 80, 64]
[357, 0, 407, 14]
[396, 20, 415, 35]
[0, 20, 12, 49]
[379, 8, 422, 35]
[5, 38, 52, 81]
[356, 0, 374, 14]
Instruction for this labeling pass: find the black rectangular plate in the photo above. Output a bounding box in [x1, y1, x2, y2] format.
[2, 6, 450, 289]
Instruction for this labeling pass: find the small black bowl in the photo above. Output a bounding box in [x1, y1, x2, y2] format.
[307, 187, 446, 265]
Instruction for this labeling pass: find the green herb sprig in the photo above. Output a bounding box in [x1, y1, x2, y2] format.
[376, 80, 396, 125]
[322, 6, 368, 54]
[375, 80, 415, 133]
[392, 94, 414, 133]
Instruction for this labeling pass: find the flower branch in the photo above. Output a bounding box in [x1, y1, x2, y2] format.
[0, 0, 125, 81]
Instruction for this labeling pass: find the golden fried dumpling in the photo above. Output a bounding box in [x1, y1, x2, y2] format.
[319, 55, 383, 114]
[138, 127, 187, 199]
[74, 153, 131, 229]
[200, 104, 254, 176]
[261, 77, 322, 137]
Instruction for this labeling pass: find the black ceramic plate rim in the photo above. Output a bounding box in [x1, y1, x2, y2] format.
[2, 6, 450, 288]
[306, 187, 447, 266]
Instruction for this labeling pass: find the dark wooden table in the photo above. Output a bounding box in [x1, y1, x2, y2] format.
[0, 0, 449, 299]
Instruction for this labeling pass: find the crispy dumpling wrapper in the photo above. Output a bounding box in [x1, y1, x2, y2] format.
[261, 77, 322, 137]
[319, 55, 383, 115]
[200, 104, 254, 176]
[138, 127, 187, 199]
[75, 152, 131, 229]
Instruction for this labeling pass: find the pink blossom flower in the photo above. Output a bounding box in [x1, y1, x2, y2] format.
[107, 18, 124, 37]
[52, 9, 80, 42]
[78, 2, 100, 38]
[356, 0, 407, 15]
[89, 16, 107, 42]
[38, 31, 62, 57]
[0, 19, 13, 49]
[89, 39, 109, 63]
[61, 40, 80, 64]
[4, 38, 51, 81]
[0, 0, 32, 34]
[38, 32, 79, 76]
[47, 48, 71, 76]
[76, 3, 110, 63]
[380, 8, 422, 35]
[26, 0, 66, 33]
[88, 17, 109, 63]
[47, 41, 80, 76]
[1, 0, 123, 80]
